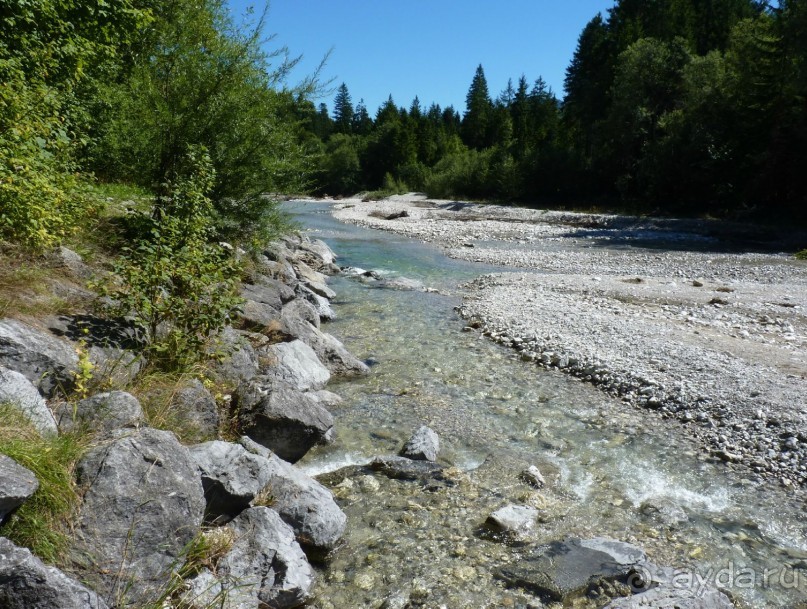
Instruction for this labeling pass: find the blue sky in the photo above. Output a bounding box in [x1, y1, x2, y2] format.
[226, 1, 617, 115]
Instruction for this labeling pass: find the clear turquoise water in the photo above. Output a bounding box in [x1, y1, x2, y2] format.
[287, 201, 806, 609]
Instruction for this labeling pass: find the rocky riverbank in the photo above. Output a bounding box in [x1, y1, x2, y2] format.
[330, 194, 807, 491]
[0, 233, 367, 607]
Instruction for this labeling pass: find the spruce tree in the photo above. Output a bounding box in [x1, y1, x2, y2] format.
[333, 82, 354, 134]
[462, 64, 494, 149]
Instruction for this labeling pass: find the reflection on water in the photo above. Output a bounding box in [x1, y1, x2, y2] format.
[286, 201, 806, 609]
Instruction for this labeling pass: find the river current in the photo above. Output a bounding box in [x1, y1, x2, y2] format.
[285, 200, 806, 609]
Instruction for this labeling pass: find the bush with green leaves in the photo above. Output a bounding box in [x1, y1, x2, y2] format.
[98, 147, 242, 371]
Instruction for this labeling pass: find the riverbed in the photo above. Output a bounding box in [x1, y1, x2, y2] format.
[286, 199, 806, 609]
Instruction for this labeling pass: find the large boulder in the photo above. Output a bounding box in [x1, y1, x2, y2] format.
[0, 537, 109, 609]
[241, 278, 294, 312]
[495, 537, 647, 603]
[258, 340, 330, 391]
[400, 426, 440, 462]
[292, 259, 327, 286]
[237, 299, 282, 331]
[72, 428, 205, 604]
[281, 298, 321, 331]
[0, 319, 78, 397]
[280, 303, 368, 377]
[53, 390, 143, 435]
[236, 378, 334, 463]
[295, 284, 336, 322]
[0, 366, 57, 436]
[213, 507, 314, 609]
[239, 438, 347, 554]
[168, 379, 219, 441]
[297, 237, 336, 268]
[190, 440, 272, 522]
[208, 326, 259, 386]
[0, 455, 38, 524]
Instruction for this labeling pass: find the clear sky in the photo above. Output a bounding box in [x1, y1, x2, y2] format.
[226, 1, 618, 116]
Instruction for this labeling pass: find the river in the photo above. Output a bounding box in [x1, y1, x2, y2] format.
[285, 200, 806, 609]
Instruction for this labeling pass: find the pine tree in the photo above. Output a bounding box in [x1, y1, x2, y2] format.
[333, 82, 354, 134]
[352, 98, 373, 135]
[462, 64, 494, 149]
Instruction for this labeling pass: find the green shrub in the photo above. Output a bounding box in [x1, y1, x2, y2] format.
[795, 249, 807, 260]
[97, 147, 243, 371]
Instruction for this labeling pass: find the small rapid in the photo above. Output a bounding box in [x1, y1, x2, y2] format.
[286, 201, 806, 609]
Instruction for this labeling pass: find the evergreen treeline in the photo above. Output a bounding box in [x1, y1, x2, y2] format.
[310, 0, 807, 223]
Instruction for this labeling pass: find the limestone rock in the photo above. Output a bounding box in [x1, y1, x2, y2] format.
[238, 438, 347, 553]
[0, 455, 38, 523]
[296, 284, 336, 321]
[259, 340, 330, 391]
[54, 390, 143, 434]
[400, 426, 440, 462]
[0, 319, 78, 397]
[236, 378, 333, 463]
[73, 428, 205, 604]
[208, 326, 259, 385]
[0, 366, 57, 436]
[485, 505, 539, 536]
[169, 379, 219, 441]
[521, 465, 546, 488]
[495, 537, 647, 603]
[0, 537, 109, 609]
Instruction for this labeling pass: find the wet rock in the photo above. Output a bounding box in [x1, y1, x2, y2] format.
[198, 507, 314, 609]
[370, 455, 447, 482]
[305, 279, 337, 300]
[0, 455, 38, 523]
[0, 537, 109, 609]
[237, 378, 334, 462]
[259, 339, 331, 391]
[604, 564, 734, 609]
[400, 426, 440, 462]
[495, 537, 646, 603]
[639, 499, 689, 528]
[0, 318, 78, 397]
[0, 366, 57, 436]
[169, 379, 219, 440]
[54, 390, 143, 435]
[73, 428, 205, 604]
[521, 465, 546, 488]
[209, 326, 259, 385]
[238, 437, 347, 554]
[379, 277, 425, 291]
[485, 505, 538, 536]
[310, 389, 343, 408]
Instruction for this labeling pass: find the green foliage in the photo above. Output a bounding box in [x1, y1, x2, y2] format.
[795, 249, 807, 260]
[97, 147, 243, 371]
[87, 0, 314, 241]
[0, 0, 150, 249]
[0, 405, 86, 564]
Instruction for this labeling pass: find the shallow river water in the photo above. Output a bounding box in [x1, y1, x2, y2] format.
[285, 201, 806, 609]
